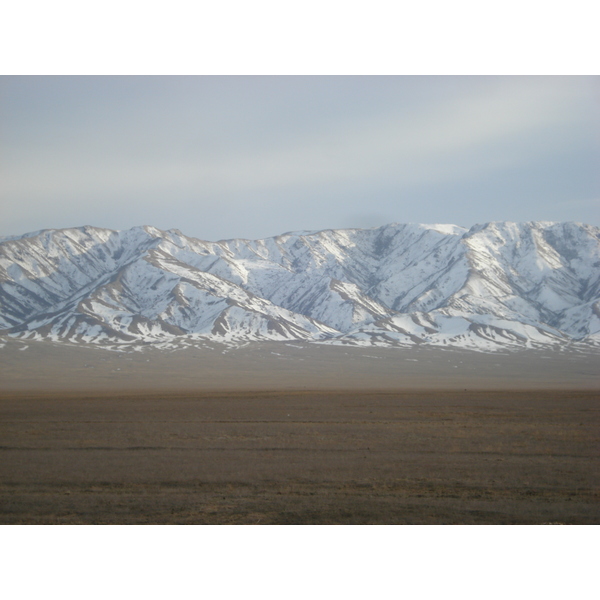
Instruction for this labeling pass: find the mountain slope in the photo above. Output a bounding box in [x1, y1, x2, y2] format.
[1, 222, 598, 350]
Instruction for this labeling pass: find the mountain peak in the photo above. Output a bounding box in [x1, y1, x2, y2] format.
[1, 222, 598, 351]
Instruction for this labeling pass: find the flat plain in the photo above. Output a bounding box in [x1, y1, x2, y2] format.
[1, 340, 598, 524]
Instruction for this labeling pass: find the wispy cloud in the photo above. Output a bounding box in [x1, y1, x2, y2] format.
[1, 76, 598, 238]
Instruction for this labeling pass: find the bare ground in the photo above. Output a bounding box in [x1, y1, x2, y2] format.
[1, 389, 598, 524]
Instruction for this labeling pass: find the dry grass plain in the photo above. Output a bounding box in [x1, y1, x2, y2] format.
[1, 387, 598, 524]
[1, 339, 598, 524]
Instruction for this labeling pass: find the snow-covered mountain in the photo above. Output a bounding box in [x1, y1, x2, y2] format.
[1, 222, 599, 351]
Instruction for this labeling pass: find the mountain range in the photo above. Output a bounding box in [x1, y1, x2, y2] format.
[1, 221, 599, 351]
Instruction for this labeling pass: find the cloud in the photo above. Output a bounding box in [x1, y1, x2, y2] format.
[4, 80, 585, 196]
[1, 76, 598, 238]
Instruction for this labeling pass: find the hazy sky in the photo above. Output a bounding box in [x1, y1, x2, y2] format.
[1, 76, 598, 241]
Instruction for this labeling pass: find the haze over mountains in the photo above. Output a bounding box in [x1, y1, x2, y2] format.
[1, 222, 599, 352]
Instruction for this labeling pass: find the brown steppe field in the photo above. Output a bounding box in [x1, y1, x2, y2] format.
[1, 339, 598, 524]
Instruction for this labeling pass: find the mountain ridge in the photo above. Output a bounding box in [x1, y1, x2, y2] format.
[1, 221, 598, 351]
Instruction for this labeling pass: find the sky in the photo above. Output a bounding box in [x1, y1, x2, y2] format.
[1, 75, 598, 241]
